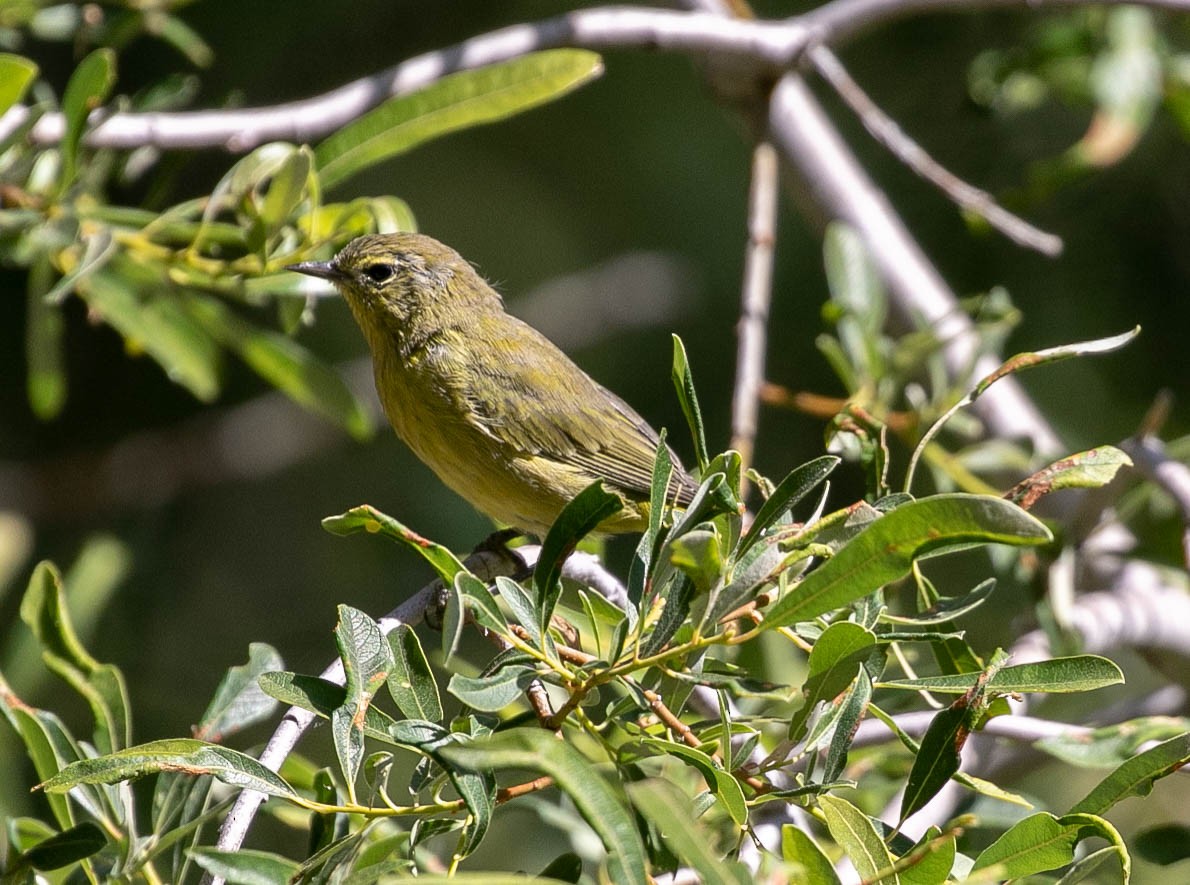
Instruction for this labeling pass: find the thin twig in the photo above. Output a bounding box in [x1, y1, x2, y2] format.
[809, 44, 1063, 257]
[730, 141, 780, 495]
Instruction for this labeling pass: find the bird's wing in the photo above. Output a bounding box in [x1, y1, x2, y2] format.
[457, 314, 695, 504]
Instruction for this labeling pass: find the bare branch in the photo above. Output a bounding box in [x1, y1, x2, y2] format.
[809, 44, 1064, 257]
[730, 141, 780, 491]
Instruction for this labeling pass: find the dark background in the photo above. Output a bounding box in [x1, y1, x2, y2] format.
[2, 0, 1187, 869]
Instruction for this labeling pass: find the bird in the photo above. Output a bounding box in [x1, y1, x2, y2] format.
[288, 232, 697, 535]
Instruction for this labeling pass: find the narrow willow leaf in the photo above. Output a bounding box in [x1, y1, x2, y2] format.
[789, 621, 877, 742]
[738, 456, 839, 558]
[884, 578, 996, 626]
[670, 527, 723, 596]
[823, 670, 873, 784]
[193, 642, 283, 742]
[0, 53, 38, 114]
[182, 291, 373, 439]
[1005, 446, 1132, 510]
[441, 728, 647, 885]
[20, 561, 130, 754]
[781, 826, 842, 885]
[671, 334, 709, 470]
[455, 571, 509, 637]
[1038, 718, 1190, 769]
[880, 655, 1123, 695]
[534, 481, 622, 623]
[898, 827, 956, 885]
[257, 672, 397, 740]
[386, 625, 443, 722]
[19, 822, 106, 871]
[639, 738, 747, 826]
[333, 605, 391, 795]
[898, 703, 966, 824]
[819, 794, 899, 885]
[1068, 732, 1190, 815]
[39, 739, 298, 800]
[322, 505, 465, 583]
[448, 666, 538, 712]
[905, 328, 1139, 491]
[972, 812, 1127, 880]
[627, 779, 750, 884]
[60, 48, 116, 189]
[763, 495, 1051, 630]
[257, 145, 312, 240]
[628, 433, 675, 607]
[317, 50, 603, 188]
[495, 575, 542, 647]
[189, 847, 301, 884]
[81, 269, 222, 402]
[25, 258, 66, 418]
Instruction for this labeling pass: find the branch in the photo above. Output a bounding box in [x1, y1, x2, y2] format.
[730, 140, 780, 492]
[9, 1, 1190, 150]
[809, 44, 1063, 257]
[0, 8, 804, 149]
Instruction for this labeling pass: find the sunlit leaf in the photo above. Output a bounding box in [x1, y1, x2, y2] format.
[317, 50, 603, 188]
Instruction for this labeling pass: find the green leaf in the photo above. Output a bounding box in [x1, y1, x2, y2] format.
[182, 291, 373, 439]
[1037, 717, 1189, 768]
[257, 145, 312, 240]
[440, 728, 647, 885]
[448, 666, 539, 712]
[316, 50, 603, 189]
[495, 575, 546, 650]
[1005, 446, 1132, 509]
[626, 779, 750, 884]
[782, 826, 842, 885]
[898, 703, 966, 825]
[0, 53, 38, 114]
[386, 625, 443, 722]
[322, 505, 466, 583]
[880, 655, 1124, 695]
[258, 672, 397, 739]
[1069, 732, 1190, 815]
[884, 578, 996, 626]
[81, 268, 222, 402]
[25, 258, 66, 419]
[20, 561, 130, 754]
[972, 812, 1127, 880]
[193, 642, 283, 742]
[789, 621, 877, 742]
[39, 738, 298, 800]
[534, 481, 622, 624]
[60, 48, 116, 189]
[670, 526, 723, 596]
[19, 821, 106, 871]
[454, 570, 509, 638]
[332, 605, 391, 796]
[738, 456, 839, 557]
[189, 848, 301, 885]
[819, 794, 899, 884]
[671, 334, 709, 471]
[898, 827, 957, 885]
[823, 670, 873, 784]
[763, 494, 1051, 630]
[639, 738, 748, 826]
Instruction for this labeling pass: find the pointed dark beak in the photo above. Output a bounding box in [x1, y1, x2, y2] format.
[286, 259, 344, 282]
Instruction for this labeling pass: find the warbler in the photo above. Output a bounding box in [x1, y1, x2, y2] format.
[288, 233, 697, 535]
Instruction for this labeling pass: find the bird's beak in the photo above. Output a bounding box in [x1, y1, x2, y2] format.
[285, 259, 343, 282]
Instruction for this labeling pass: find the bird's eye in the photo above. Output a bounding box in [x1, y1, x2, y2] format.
[362, 263, 396, 284]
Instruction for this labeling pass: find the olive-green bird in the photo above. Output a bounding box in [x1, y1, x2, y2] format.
[288, 233, 697, 535]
